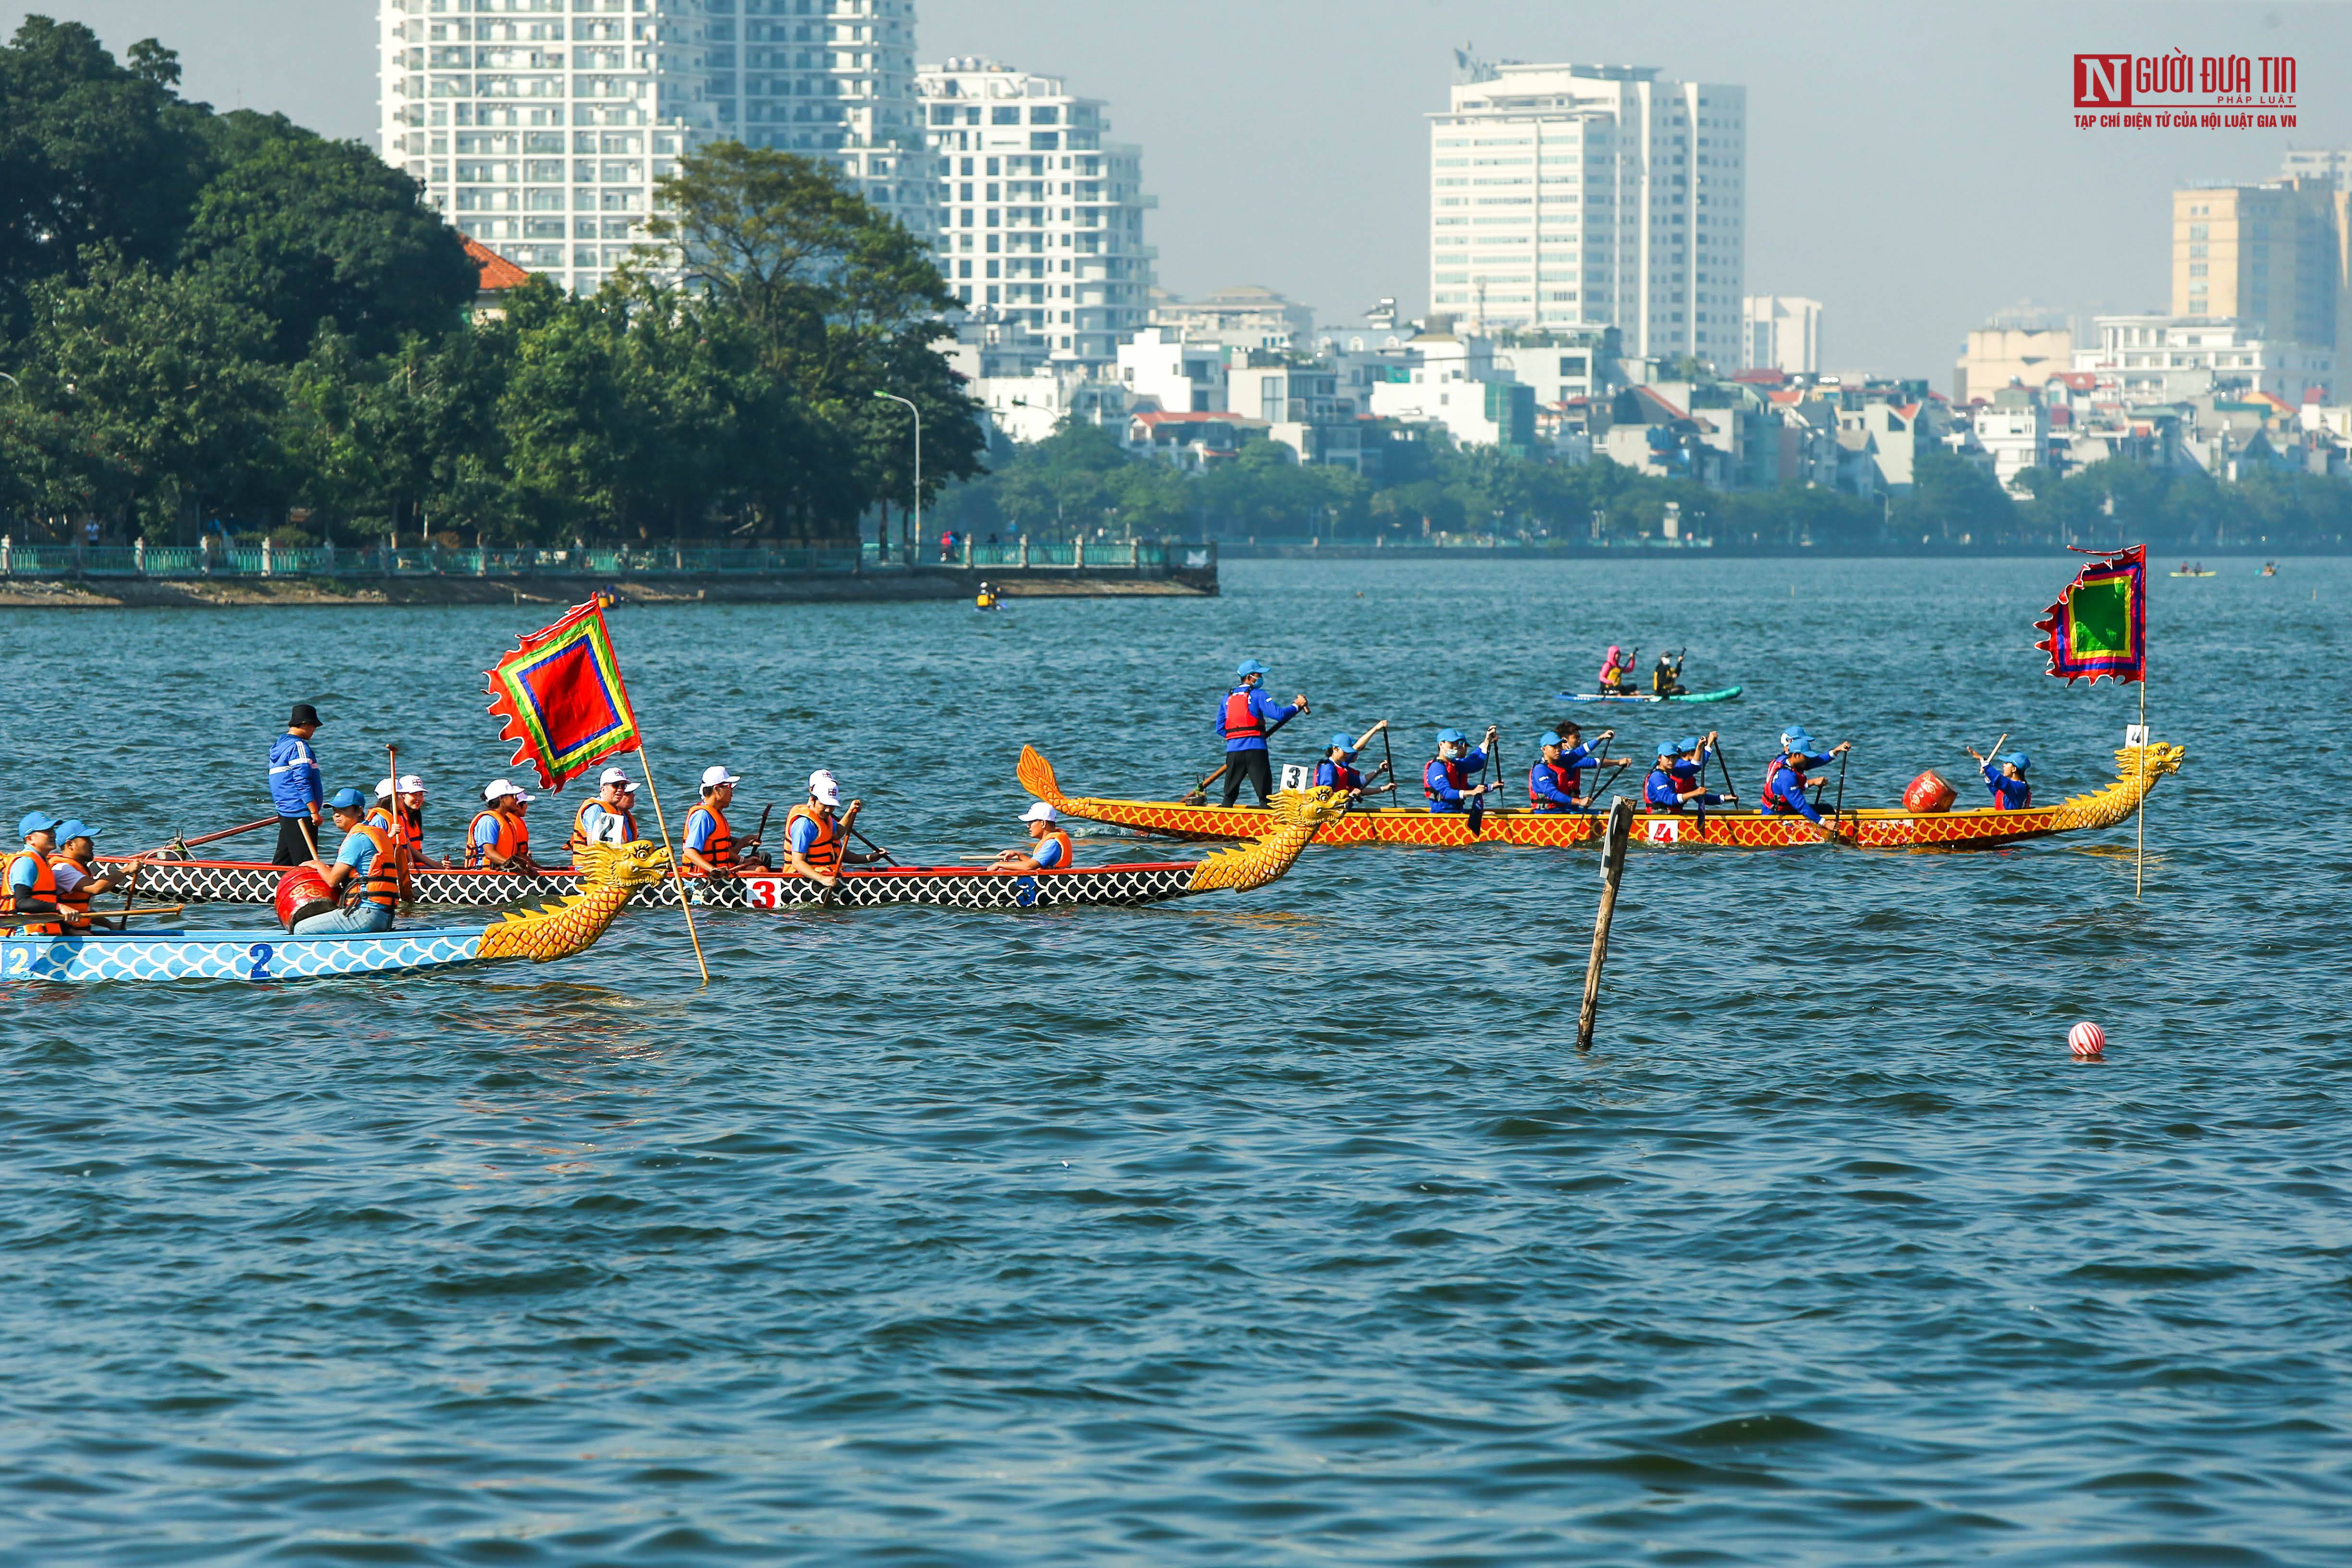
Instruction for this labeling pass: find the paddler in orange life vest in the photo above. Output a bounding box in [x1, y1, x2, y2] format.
[782, 769, 886, 889]
[682, 765, 769, 875]
[369, 775, 442, 873]
[467, 779, 541, 872]
[1217, 658, 1309, 808]
[992, 800, 1076, 872]
[1758, 726, 1850, 827]
[48, 818, 131, 932]
[569, 766, 642, 853]
[5, 811, 68, 935]
[1423, 727, 1498, 813]
[296, 787, 401, 934]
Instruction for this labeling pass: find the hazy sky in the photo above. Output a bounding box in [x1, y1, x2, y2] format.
[13, 0, 2352, 374]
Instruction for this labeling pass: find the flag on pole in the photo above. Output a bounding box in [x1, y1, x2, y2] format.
[2034, 544, 2146, 686]
[484, 596, 642, 790]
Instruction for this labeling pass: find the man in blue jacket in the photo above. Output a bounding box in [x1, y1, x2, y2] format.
[1216, 659, 1309, 807]
[269, 703, 326, 865]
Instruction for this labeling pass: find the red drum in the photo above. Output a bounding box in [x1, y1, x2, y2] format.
[1903, 771, 1958, 814]
[276, 866, 337, 932]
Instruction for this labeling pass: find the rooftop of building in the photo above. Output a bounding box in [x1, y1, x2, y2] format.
[463, 237, 531, 293]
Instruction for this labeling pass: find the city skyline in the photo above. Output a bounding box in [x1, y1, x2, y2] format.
[11, 0, 2352, 375]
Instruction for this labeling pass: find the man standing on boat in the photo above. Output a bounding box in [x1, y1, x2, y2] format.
[467, 780, 541, 873]
[4, 812, 66, 934]
[570, 768, 642, 852]
[1965, 747, 2032, 810]
[1217, 659, 1309, 809]
[1423, 727, 1497, 813]
[992, 801, 1076, 872]
[783, 770, 886, 889]
[269, 703, 326, 866]
[295, 788, 400, 935]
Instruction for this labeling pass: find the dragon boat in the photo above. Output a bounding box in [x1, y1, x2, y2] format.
[102, 788, 1347, 913]
[0, 841, 672, 985]
[1017, 742, 2184, 853]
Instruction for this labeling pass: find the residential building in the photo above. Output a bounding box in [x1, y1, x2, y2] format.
[1972, 388, 2052, 496]
[2173, 178, 2350, 362]
[1427, 59, 1745, 367]
[1148, 285, 1315, 354]
[1225, 360, 1366, 469]
[1117, 327, 1226, 413]
[918, 58, 1155, 365]
[1954, 327, 2073, 405]
[377, 0, 937, 296]
[969, 367, 1130, 444]
[1742, 295, 1822, 374]
[2073, 315, 2335, 404]
[1126, 410, 1267, 469]
[1493, 328, 1619, 404]
[1365, 333, 1535, 452]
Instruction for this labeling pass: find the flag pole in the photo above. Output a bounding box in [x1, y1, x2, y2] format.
[2135, 675, 2147, 901]
[633, 755, 710, 986]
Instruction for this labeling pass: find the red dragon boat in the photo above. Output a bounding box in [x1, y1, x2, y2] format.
[1015, 742, 2184, 852]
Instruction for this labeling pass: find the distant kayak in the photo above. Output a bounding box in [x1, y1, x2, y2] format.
[1553, 685, 1744, 705]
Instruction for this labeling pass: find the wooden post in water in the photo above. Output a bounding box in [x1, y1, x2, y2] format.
[1576, 796, 1636, 1051]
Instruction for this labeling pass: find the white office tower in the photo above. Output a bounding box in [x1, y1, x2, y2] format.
[1743, 295, 1823, 373]
[917, 59, 1155, 366]
[1429, 61, 1744, 367]
[378, 0, 939, 296]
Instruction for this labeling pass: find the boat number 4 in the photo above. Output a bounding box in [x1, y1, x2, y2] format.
[1645, 820, 1683, 843]
[246, 943, 273, 982]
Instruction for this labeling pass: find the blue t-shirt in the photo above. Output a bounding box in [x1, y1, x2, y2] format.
[335, 827, 376, 870]
[268, 733, 322, 816]
[1983, 765, 2031, 810]
[472, 814, 506, 850]
[787, 814, 821, 854]
[1032, 834, 1066, 869]
[685, 806, 723, 853]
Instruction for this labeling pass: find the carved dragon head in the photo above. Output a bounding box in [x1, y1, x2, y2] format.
[571, 839, 674, 889]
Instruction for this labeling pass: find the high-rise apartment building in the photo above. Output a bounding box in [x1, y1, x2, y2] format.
[2173, 178, 2349, 358]
[1428, 61, 1744, 367]
[915, 59, 1154, 366]
[1742, 295, 1822, 374]
[377, 0, 938, 296]
[2281, 147, 2352, 189]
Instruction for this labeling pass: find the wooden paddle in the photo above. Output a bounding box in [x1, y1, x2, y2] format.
[131, 815, 278, 859]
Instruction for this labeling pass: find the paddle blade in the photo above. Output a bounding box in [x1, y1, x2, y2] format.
[1466, 796, 1485, 837]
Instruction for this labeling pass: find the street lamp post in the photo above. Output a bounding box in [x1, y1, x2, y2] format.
[872, 390, 921, 564]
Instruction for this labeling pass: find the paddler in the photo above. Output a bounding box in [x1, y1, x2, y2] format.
[1423, 726, 1497, 813]
[570, 767, 642, 851]
[369, 775, 439, 887]
[1759, 727, 1851, 826]
[1552, 722, 1627, 804]
[1965, 746, 2032, 810]
[466, 779, 541, 873]
[1217, 659, 1309, 808]
[1645, 735, 1733, 819]
[1527, 733, 1588, 813]
[991, 801, 1076, 872]
[48, 819, 129, 932]
[782, 769, 886, 889]
[1312, 733, 1369, 802]
[1651, 650, 1688, 697]
[4, 811, 66, 935]
[268, 702, 326, 865]
[976, 580, 998, 610]
[682, 764, 767, 875]
[1597, 645, 1636, 695]
[294, 788, 400, 934]
[1672, 733, 1734, 805]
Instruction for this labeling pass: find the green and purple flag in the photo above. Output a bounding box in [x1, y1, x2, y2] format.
[2035, 544, 2146, 686]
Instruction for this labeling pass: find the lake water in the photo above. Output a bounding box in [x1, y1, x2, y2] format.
[3, 556, 2346, 1566]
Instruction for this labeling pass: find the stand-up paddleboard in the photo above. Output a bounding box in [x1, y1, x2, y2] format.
[1552, 685, 1744, 705]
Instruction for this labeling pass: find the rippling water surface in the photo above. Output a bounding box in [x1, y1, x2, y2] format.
[3, 557, 2348, 1566]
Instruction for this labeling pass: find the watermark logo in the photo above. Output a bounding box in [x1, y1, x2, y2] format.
[2073, 52, 2296, 129]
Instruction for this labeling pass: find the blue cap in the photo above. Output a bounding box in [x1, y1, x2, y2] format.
[325, 787, 369, 811]
[1780, 728, 1812, 751]
[52, 819, 101, 843]
[2004, 752, 2031, 772]
[1435, 728, 1465, 746]
[18, 811, 60, 839]
[1656, 738, 1680, 758]
[1329, 733, 1357, 753]
[1236, 658, 1269, 678]
[1678, 735, 1701, 753]
[1539, 730, 1564, 749]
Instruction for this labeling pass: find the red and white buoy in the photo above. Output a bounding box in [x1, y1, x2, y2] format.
[2068, 1021, 2106, 1058]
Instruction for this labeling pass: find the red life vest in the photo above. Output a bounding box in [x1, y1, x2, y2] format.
[466, 808, 528, 868]
[347, 822, 401, 908]
[783, 805, 841, 875]
[2, 849, 62, 935]
[1424, 755, 1475, 801]
[48, 853, 92, 930]
[1761, 758, 1807, 812]
[1528, 760, 1577, 806]
[687, 802, 734, 867]
[1036, 827, 1075, 869]
[1222, 688, 1265, 742]
[1314, 760, 1363, 791]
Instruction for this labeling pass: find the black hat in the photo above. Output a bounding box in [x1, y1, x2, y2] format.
[289, 703, 323, 728]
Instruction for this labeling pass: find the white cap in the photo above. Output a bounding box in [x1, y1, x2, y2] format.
[809, 768, 840, 807]
[376, 777, 396, 799]
[397, 774, 425, 795]
[484, 778, 535, 803]
[700, 764, 740, 790]
[598, 767, 635, 789]
[1021, 801, 1059, 823]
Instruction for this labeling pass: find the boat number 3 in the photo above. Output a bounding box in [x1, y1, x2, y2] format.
[1014, 876, 1039, 908]
[247, 942, 274, 982]
[745, 877, 779, 910]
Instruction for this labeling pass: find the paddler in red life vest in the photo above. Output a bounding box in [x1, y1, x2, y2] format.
[4, 811, 66, 935]
[1965, 746, 2032, 810]
[467, 779, 540, 872]
[48, 819, 130, 932]
[1528, 731, 1618, 813]
[1423, 727, 1497, 813]
[1216, 659, 1309, 808]
[1312, 734, 1368, 802]
[682, 764, 770, 875]
[1643, 737, 1731, 826]
[570, 767, 642, 852]
[782, 769, 885, 889]
[1758, 727, 1850, 827]
[992, 800, 1076, 872]
[296, 788, 401, 934]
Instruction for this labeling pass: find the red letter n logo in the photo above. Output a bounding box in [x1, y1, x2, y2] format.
[2075, 54, 2133, 107]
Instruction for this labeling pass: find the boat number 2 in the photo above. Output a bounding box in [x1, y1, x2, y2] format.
[246, 943, 274, 982]
[3, 946, 28, 977]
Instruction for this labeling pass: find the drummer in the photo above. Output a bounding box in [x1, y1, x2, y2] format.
[1965, 746, 2032, 810]
[992, 801, 1076, 872]
[296, 788, 400, 934]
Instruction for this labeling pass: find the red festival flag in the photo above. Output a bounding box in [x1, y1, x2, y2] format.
[483, 596, 643, 790]
[2034, 545, 2147, 686]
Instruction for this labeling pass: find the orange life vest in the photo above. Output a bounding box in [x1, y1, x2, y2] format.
[687, 801, 734, 867]
[344, 823, 401, 908]
[3, 848, 63, 936]
[466, 808, 528, 868]
[783, 804, 841, 875]
[569, 798, 639, 851]
[48, 853, 92, 930]
[1035, 827, 1075, 870]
